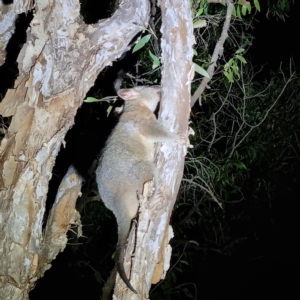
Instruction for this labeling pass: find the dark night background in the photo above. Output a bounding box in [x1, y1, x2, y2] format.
[0, 1, 299, 299]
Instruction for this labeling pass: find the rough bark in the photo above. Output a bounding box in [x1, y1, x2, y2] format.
[37, 165, 82, 278]
[0, 0, 33, 66]
[113, 0, 194, 298]
[0, 0, 150, 299]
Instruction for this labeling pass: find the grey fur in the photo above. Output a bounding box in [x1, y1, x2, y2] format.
[96, 85, 182, 293]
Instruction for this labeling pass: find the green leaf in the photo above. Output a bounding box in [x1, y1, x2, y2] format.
[199, 152, 205, 159]
[107, 105, 113, 117]
[224, 58, 234, 70]
[233, 162, 247, 170]
[231, 64, 240, 78]
[84, 96, 116, 103]
[84, 97, 99, 103]
[193, 49, 198, 56]
[246, 3, 251, 13]
[194, 63, 210, 78]
[223, 71, 234, 83]
[232, 5, 237, 17]
[235, 48, 245, 54]
[236, 55, 247, 63]
[132, 34, 151, 53]
[196, 8, 204, 17]
[193, 19, 206, 28]
[199, 0, 208, 12]
[137, 25, 148, 31]
[242, 5, 247, 16]
[254, 0, 260, 12]
[149, 50, 160, 69]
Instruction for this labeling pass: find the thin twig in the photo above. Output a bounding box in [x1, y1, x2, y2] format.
[191, 0, 233, 107]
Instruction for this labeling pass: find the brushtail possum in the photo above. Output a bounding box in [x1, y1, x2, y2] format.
[96, 85, 185, 294]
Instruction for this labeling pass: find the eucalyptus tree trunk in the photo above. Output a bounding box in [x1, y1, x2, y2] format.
[0, 0, 150, 299]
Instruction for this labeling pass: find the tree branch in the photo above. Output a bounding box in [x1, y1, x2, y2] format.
[191, 0, 233, 107]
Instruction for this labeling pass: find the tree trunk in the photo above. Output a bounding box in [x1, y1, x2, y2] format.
[113, 0, 194, 298]
[0, 0, 150, 299]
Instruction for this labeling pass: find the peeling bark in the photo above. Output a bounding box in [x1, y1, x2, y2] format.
[37, 165, 82, 279]
[0, 0, 33, 66]
[0, 0, 150, 299]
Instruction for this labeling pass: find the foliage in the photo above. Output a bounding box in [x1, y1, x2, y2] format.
[223, 48, 247, 82]
[265, 0, 294, 21]
[192, 0, 255, 88]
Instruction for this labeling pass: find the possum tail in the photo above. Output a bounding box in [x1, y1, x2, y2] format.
[116, 218, 138, 294]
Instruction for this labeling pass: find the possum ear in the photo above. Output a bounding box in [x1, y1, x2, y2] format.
[117, 88, 139, 100]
